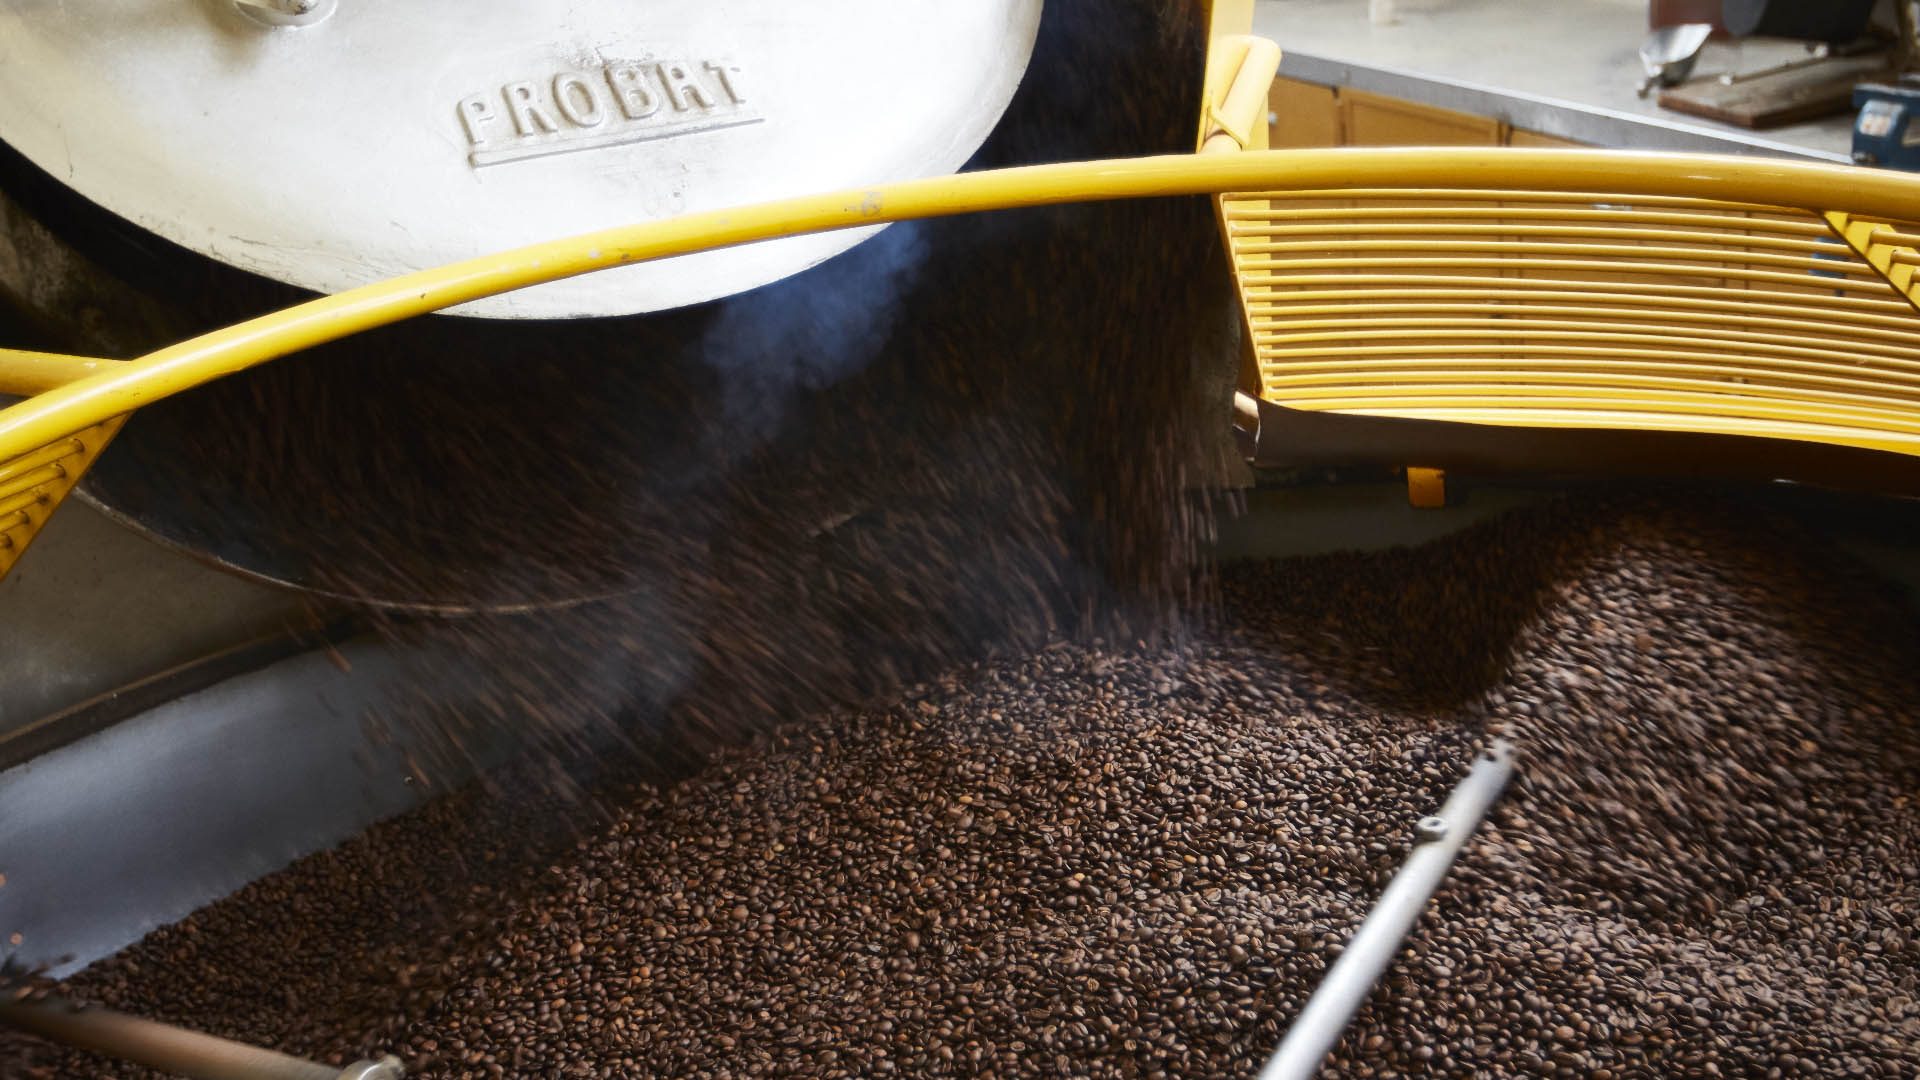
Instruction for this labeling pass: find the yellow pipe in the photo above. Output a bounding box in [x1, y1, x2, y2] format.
[11, 146, 1920, 461]
[1279, 390, 1920, 431]
[1228, 188, 1809, 212]
[1260, 341, 1920, 368]
[1200, 36, 1281, 152]
[1262, 367, 1920, 414]
[1233, 224, 1840, 253]
[0, 462, 66, 504]
[1236, 257, 1892, 293]
[1234, 240, 1880, 275]
[1238, 276, 1918, 314]
[1259, 380, 1920, 422]
[1247, 294, 1920, 329]
[0, 350, 116, 397]
[1252, 321, 1920, 368]
[0, 436, 85, 484]
[0, 486, 47, 520]
[1248, 303, 1920, 347]
[1265, 355, 1920, 388]
[1228, 206, 1830, 234]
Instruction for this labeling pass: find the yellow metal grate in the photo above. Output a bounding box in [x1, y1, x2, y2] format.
[0, 413, 126, 579]
[1219, 188, 1920, 456]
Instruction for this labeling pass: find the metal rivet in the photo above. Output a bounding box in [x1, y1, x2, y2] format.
[1414, 816, 1448, 842]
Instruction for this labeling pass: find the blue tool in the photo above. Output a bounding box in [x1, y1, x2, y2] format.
[1853, 79, 1920, 170]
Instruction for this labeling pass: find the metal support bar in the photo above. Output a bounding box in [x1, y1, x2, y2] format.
[1826, 210, 1920, 315]
[0, 349, 115, 398]
[1258, 740, 1515, 1080]
[0, 997, 400, 1080]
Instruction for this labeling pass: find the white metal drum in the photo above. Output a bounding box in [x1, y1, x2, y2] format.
[0, 1, 1041, 318]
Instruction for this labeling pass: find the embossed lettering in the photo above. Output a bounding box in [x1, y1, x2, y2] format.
[552, 73, 606, 127]
[502, 81, 559, 137]
[604, 63, 662, 120]
[704, 61, 746, 105]
[459, 56, 762, 168]
[458, 93, 500, 147]
[658, 62, 714, 111]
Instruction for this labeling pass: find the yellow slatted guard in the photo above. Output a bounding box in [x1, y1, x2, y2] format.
[1218, 187, 1920, 456]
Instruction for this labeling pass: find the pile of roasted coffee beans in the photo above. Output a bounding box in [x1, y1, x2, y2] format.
[6, 490, 1916, 1079]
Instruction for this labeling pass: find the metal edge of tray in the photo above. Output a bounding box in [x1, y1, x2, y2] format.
[1278, 50, 1852, 162]
[0, 633, 518, 977]
[0, 619, 362, 774]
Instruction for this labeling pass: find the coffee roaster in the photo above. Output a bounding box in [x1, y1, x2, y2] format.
[6, 1, 1920, 1077]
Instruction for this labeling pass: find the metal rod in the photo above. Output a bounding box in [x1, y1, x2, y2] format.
[1258, 740, 1516, 1080]
[0, 996, 400, 1080]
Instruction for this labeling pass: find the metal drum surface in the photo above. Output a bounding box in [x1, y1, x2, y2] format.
[0, 0, 1041, 318]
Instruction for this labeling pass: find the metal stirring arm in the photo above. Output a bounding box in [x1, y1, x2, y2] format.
[1259, 740, 1516, 1080]
[0, 995, 400, 1080]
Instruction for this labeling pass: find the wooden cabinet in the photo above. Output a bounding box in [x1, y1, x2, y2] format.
[1267, 76, 1341, 148]
[1339, 89, 1501, 145]
[1264, 76, 1591, 148]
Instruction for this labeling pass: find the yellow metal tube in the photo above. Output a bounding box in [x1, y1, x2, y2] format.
[1262, 367, 1920, 415]
[1236, 257, 1892, 293]
[0, 487, 47, 521]
[1201, 36, 1282, 152]
[1249, 302, 1920, 348]
[0, 462, 67, 503]
[1234, 223, 1841, 254]
[11, 147, 1920, 461]
[0, 350, 115, 397]
[1229, 188, 1814, 212]
[1285, 390, 1920, 430]
[1260, 340, 1920, 370]
[1253, 321, 1920, 368]
[1229, 206, 1830, 234]
[1238, 277, 1918, 315]
[0, 436, 85, 484]
[1234, 240, 1880, 276]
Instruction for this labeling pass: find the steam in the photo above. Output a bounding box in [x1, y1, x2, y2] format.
[694, 220, 931, 456]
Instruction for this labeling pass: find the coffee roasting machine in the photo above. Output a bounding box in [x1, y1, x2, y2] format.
[6, 1, 1920, 1077]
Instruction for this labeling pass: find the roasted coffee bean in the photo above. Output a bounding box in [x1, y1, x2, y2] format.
[6, 491, 1918, 1080]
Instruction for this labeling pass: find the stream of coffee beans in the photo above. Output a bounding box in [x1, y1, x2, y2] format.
[35, 0, 1237, 784]
[6, 489, 1916, 1079]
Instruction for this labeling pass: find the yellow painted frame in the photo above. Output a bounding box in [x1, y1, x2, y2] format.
[10, 147, 1920, 466]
